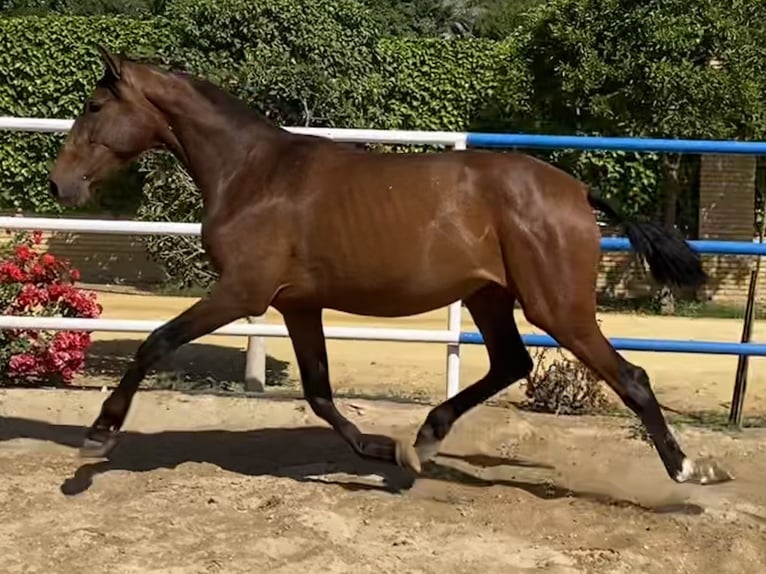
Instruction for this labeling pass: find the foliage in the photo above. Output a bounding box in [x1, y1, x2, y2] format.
[355, 0, 545, 39]
[520, 0, 766, 229]
[523, 0, 766, 140]
[156, 0, 381, 128]
[546, 149, 663, 222]
[373, 37, 530, 131]
[137, 151, 215, 289]
[0, 0, 166, 16]
[358, 0, 477, 38]
[0, 16, 170, 214]
[3, 1, 766, 290]
[134, 0, 391, 288]
[468, 0, 545, 39]
[521, 347, 610, 415]
[0, 229, 102, 385]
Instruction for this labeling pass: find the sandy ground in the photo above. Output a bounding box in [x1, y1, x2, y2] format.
[1, 390, 765, 573]
[2, 291, 766, 573]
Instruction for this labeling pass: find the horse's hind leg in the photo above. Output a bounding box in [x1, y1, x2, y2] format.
[399, 283, 533, 473]
[282, 308, 400, 464]
[525, 299, 733, 485]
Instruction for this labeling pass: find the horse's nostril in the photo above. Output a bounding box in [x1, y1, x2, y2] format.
[49, 179, 59, 199]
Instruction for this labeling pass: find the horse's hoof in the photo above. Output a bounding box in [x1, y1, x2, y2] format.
[79, 432, 119, 459]
[415, 441, 441, 465]
[676, 457, 734, 485]
[394, 440, 421, 474]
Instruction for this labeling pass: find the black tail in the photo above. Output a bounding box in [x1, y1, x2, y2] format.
[587, 190, 708, 289]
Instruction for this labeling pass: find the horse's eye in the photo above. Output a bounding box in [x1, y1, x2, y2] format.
[86, 101, 102, 113]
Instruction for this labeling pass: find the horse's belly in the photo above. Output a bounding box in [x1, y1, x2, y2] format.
[275, 265, 498, 317]
[332, 279, 488, 316]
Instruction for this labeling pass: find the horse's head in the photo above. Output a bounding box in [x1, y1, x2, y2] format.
[49, 46, 166, 206]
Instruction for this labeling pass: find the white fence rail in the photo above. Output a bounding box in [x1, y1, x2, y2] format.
[0, 116, 466, 398]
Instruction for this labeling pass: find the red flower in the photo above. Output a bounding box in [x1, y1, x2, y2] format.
[14, 284, 48, 310]
[14, 245, 32, 261]
[47, 283, 65, 299]
[0, 262, 26, 282]
[1, 230, 100, 386]
[30, 264, 45, 280]
[8, 353, 42, 376]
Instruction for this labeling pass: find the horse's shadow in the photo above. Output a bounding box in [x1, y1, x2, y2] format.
[0, 416, 703, 515]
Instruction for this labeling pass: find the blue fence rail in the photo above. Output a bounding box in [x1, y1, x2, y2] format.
[465, 132, 766, 154]
[601, 237, 766, 255]
[459, 237, 766, 356]
[460, 333, 766, 356]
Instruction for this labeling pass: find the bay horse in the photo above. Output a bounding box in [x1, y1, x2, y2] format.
[48, 46, 731, 486]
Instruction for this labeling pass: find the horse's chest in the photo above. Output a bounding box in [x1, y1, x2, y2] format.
[200, 210, 291, 272]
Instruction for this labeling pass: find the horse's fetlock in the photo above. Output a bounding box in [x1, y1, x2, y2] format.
[423, 407, 453, 441]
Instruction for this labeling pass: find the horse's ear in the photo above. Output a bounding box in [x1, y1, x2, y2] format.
[96, 44, 122, 81]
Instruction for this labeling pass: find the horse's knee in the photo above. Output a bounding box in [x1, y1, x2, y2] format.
[135, 325, 179, 366]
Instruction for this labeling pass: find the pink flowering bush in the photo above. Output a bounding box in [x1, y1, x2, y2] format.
[0, 230, 102, 386]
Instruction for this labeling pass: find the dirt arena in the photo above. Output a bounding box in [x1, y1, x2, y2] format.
[2, 291, 766, 573]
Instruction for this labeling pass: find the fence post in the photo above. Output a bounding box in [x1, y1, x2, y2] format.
[446, 301, 462, 398]
[445, 137, 467, 398]
[244, 316, 266, 392]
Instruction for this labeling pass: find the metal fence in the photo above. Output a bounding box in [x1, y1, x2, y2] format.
[2, 116, 766, 414]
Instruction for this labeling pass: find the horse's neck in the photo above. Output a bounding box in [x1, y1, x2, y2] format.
[137, 65, 276, 206]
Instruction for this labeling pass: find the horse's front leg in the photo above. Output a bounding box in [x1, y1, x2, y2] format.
[80, 281, 251, 458]
[283, 308, 409, 467]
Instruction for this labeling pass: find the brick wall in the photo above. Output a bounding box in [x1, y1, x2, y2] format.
[589, 155, 760, 304]
[698, 154, 758, 303]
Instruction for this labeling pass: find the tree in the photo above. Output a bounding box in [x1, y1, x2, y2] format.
[469, 0, 545, 39]
[522, 0, 766, 229]
[157, 0, 380, 128]
[0, 0, 166, 16]
[357, 0, 478, 37]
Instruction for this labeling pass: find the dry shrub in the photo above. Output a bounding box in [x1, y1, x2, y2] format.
[520, 347, 610, 415]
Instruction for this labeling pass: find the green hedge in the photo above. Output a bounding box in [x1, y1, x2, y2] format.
[0, 16, 170, 214]
[372, 37, 530, 132]
[157, 0, 382, 128]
